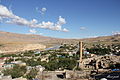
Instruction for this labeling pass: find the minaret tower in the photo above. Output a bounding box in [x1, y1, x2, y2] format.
[79, 41, 84, 69]
[79, 41, 83, 63]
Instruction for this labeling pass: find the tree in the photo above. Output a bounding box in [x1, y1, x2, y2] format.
[25, 58, 40, 67]
[3, 65, 27, 78]
[58, 58, 77, 70]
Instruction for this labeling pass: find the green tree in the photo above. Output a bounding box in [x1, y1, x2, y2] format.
[58, 58, 77, 70]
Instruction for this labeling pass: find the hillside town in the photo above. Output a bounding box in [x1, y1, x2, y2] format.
[0, 42, 120, 80]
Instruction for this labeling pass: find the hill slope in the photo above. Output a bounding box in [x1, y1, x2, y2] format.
[0, 31, 120, 53]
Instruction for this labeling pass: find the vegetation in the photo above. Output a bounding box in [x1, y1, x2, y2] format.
[24, 58, 40, 67]
[0, 54, 19, 57]
[109, 63, 120, 69]
[58, 58, 77, 70]
[39, 58, 77, 71]
[23, 50, 35, 57]
[86, 44, 120, 55]
[5, 58, 14, 63]
[1, 43, 120, 79]
[3, 65, 27, 78]
[25, 68, 38, 80]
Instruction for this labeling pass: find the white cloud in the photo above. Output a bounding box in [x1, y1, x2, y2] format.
[63, 28, 69, 32]
[41, 7, 47, 12]
[0, 5, 68, 32]
[0, 5, 14, 18]
[41, 21, 54, 29]
[80, 27, 86, 30]
[57, 16, 66, 25]
[50, 16, 67, 31]
[29, 29, 37, 34]
[31, 19, 38, 24]
[6, 18, 29, 26]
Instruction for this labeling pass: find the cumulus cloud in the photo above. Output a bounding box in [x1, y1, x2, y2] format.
[0, 5, 68, 32]
[29, 29, 37, 34]
[63, 28, 69, 32]
[58, 16, 66, 25]
[50, 16, 66, 31]
[80, 27, 86, 30]
[0, 5, 17, 18]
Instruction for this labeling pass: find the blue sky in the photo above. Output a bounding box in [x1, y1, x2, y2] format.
[0, 0, 120, 38]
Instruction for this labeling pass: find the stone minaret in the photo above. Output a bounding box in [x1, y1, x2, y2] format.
[79, 41, 84, 69]
[79, 41, 83, 63]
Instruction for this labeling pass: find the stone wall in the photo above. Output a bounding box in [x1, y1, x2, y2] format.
[36, 71, 91, 80]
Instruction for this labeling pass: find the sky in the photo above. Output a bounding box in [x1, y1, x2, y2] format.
[0, 0, 120, 38]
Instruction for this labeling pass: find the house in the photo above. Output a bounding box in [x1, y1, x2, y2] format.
[0, 62, 4, 69]
[90, 54, 97, 57]
[35, 65, 45, 72]
[41, 57, 49, 62]
[0, 58, 5, 69]
[68, 52, 73, 56]
[26, 66, 33, 71]
[41, 54, 50, 62]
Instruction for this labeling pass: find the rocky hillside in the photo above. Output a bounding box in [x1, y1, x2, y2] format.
[0, 31, 120, 54]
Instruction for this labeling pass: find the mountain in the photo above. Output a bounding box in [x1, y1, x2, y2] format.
[0, 31, 120, 54]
